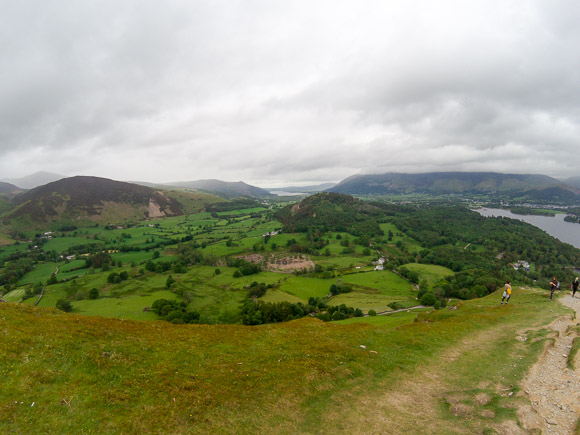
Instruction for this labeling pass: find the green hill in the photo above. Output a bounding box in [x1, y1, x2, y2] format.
[330, 172, 580, 202]
[0, 288, 570, 433]
[274, 192, 383, 237]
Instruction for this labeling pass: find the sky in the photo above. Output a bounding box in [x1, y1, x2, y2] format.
[1, 1, 580, 187]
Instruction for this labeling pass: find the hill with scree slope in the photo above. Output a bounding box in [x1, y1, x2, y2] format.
[3, 176, 222, 229]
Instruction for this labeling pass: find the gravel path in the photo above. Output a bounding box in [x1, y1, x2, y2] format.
[519, 294, 580, 434]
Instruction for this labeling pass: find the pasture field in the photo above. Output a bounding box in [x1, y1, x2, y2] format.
[42, 236, 102, 252]
[340, 270, 414, 294]
[328, 292, 412, 313]
[0, 288, 569, 433]
[380, 222, 423, 252]
[401, 263, 454, 285]
[18, 262, 59, 285]
[260, 288, 305, 304]
[73, 290, 179, 320]
[336, 308, 431, 326]
[277, 276, 333, 300]
[2, 288, 26, 302]
[0, 243, 29, 260]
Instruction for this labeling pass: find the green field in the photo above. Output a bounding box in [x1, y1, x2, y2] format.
[73, 290, 179, 320]
[401, 263, 454, 285]
[0, 288, 571, 433]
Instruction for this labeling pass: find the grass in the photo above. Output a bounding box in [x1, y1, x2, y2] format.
[73, 290, 180, 321]
[42, 236, 102, 252]
[400, 263, 454, 285]
[0, 287, 569, 434]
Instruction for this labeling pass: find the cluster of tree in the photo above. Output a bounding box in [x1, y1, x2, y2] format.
[85, 252, 113, 269]
[397, 266, 419, 284]
[228, 258, 261, 277]
[151, 298, 201, 324]
[107, 271, 129, 284]
[246, 281, 275, 299]
[315, 304, 363, 321]
[329, 282, 352, 296]
[240, 299, 316, 325]
[388, 205, 579, 285]
[0, 257, 33, 289]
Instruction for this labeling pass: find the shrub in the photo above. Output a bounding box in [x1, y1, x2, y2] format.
[368, 309, 377, 316]
[56, 299, 72, 312]
[88, 288, 99, 299]
[420, 292, 437, 306]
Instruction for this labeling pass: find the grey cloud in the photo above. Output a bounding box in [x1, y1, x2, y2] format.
[2, 0, 580, 183]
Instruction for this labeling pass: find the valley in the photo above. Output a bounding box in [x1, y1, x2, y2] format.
[1, 175, 580, 433]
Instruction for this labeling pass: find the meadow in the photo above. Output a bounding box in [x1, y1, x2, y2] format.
[0, 287, 571, 433]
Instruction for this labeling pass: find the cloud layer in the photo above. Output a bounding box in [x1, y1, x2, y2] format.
[1, 1, 579, 186]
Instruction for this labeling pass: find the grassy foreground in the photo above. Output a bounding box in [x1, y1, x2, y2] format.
[0, 287, 571, 434]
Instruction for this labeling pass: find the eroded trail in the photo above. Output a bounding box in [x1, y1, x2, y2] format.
[518, 295, 580, 434]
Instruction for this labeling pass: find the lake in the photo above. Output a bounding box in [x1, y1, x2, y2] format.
[476, 208, 580, 249]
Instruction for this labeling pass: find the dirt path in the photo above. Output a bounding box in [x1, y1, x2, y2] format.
[518, 294, 580, 434]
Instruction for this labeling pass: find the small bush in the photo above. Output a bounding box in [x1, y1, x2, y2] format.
[368, 309, 377, 316]
[56, 299, 72, 312]
[420, 292, 437, 306]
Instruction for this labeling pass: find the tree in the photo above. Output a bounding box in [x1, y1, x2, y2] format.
[56, 299, 72, 312]
[47, 274, 58, 285]
[166, 275, 175, 288]
[88, 288, 99, 299]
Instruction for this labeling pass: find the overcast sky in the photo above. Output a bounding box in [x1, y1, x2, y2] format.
[1, 1, 579, 187]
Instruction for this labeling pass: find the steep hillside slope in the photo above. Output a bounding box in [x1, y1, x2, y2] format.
[6, 176, 185, 227]
[166, 179, 273, 198]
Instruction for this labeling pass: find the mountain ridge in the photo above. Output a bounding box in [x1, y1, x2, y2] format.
[329, 171, 580, 201]
[165, 179, 273, 198]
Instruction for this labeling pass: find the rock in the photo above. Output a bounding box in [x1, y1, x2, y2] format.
[546, 419, 557, 425]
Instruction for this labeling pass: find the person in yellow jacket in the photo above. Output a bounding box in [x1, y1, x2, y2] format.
[500, 281, 512, 305]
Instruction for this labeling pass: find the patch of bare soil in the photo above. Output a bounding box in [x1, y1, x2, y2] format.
[237, 254, 315, 273]
[517, 294, 580, 434]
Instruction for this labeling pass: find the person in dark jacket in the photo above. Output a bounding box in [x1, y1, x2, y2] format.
[572, 277, 579, 298]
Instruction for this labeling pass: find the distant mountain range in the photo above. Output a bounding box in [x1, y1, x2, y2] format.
[329, 172, 580, 201]
[268, 183, 336, 194]
[1, 171, 65, 189]
[165, 179, 273, 198]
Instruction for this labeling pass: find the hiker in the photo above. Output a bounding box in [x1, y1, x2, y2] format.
[572, 277, 579, 298]
[500, 280, 512, 305]
[549, 276, 559, 300]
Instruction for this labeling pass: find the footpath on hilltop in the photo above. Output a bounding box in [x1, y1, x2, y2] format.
[517, 294, 580, 434]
